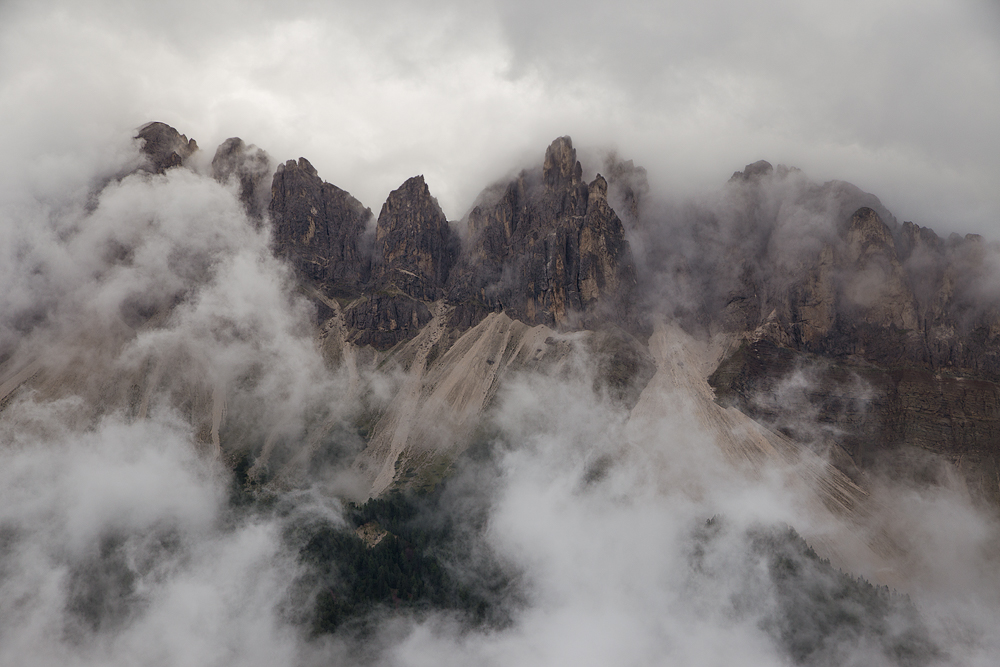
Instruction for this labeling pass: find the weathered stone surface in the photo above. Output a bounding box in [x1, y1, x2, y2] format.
[603, 152, 648, 227]
[693, 195, 1000, 380]
[342, 294, 432, 350]
[579, 175, 636, 320]
[136, 122, 198, 174]
[269, 158, 372, 296]
[774, 208, 1000, 381]
[696, 177, 1000, 506]
[841, 207, 918, 330]
[371, 175, 456, 301]
[211, 137, 273, 220]
[448, 136, 639, 333]
[709, 338, 1000, 506]
[789, 245, 838, 347]
[730, 159, 774, 182]
[543, 135, 584, 188]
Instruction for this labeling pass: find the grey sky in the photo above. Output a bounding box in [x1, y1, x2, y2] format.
[1, 0, 997, 236]
[3, 3, 1000, 663]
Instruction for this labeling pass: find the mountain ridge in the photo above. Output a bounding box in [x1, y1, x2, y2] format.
[4, 121, 999, 538]
[127, 122, 1000, 515]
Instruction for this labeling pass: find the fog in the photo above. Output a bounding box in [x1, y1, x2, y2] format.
[0, 128, 998, 667]
[2, 2, 1000, 664]
[1, 0, 997, 235]
[4, 259, 1000, 666]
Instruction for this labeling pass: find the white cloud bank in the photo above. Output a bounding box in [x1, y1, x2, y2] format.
[1, 2, 1000, 665]
[1, 0, 997, 235]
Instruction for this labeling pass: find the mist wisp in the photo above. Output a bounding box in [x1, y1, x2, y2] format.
[0, 126, 999, 667]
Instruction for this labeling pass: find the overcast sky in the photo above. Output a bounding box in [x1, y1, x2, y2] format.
[1, 0, 998, 236]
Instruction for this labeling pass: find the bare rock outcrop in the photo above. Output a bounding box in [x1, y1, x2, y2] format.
[841, 207, 918, 331]
[269, 158, 372, 295]
[774, 207, 1000, 379]
[264, 136, 642, 349]
[136, 121, 198, 173]
[327, 175, 459, 350]
[371, 175, 457, 301]
[342, 294, 433, 350]
[702, 181, 1000, 506]
[603, 152, 649, 227]
[448, 136, 639, 333]
[730, 159, 774, 182]
[211, 137, 273, 220]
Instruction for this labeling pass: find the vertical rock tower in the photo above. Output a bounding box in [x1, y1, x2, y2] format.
[449, 136, 638, 331]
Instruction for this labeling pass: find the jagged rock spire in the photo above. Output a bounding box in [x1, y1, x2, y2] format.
[136, 121, 198, 173]
[211, 137, 273, 220]
[372, 175, 456, 301]
[449, 136, 639, 332]
[269, 157, 372, 295]
[543, 136, 583, 188]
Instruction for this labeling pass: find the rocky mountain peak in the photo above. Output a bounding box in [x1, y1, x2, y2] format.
[730, 159, 774, 182]
[269, 155, 372, 294]
[211, 137, 272, 220]
[589, 173, 609, 198]
[281, 157, 318, 178]
[338, 175, 455, 349]
[372, 175, 455, 301]
[136, 121, 198, 173]
[447, 137, 638, 332]
[603, 154, 649, 226]
[898, 220, 945, 259]
[841, 207, 918, 329]
[382, 175, 433, 212]
[543, 136, 583, 188]
[846, 207, 897, 259]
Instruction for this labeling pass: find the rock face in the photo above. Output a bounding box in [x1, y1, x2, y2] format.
[338, 176, 457, 348]
[695, 166, 1000, 505]
[448, 137, 638, 332]
[371, 175, 456, 301]
[842, 207, 918, 329]
[342, 295, 433, 349]
[136, 122, 198, 173]
[602, 153, 648, 227]
[211, 137, 273, 220]
[777, 208, 1000, 379]
[778, 207, 922, 365]
[264, 136, 641, 349]
[268, 158, 372, 295]
[710, 337, 1000, 506]
[684, 162, 1000, 383]
[119, 122, 1000, 508]
[730, 159, 774, 182]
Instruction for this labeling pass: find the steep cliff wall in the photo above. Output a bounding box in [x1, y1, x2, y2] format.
[269, 157, 372, 295]
[448, 137, 639, 333]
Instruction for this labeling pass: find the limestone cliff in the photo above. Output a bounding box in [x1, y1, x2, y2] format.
[696, 167, 1000, 506]
[211, 137, 273, 220]
[136, 121, 198, 173]
[10, 119, 1000, 521]
[269, 137, 642, 349]
[448, 137, 639, 333]
[371, 175, 456, 301]
[268, 157, 372, 295]
[333, 175, 459, 349]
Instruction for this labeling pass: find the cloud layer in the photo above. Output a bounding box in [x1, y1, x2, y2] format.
[2, 3, 1000, 665]
[1, 0, 997, 235]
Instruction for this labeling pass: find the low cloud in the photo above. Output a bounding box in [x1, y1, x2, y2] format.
[1, 0, 996, 234]
[1, 6, 999, 661]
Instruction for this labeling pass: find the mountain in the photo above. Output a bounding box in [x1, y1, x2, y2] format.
[4, 121, 999, 510]
[1, 121, 997, 665]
